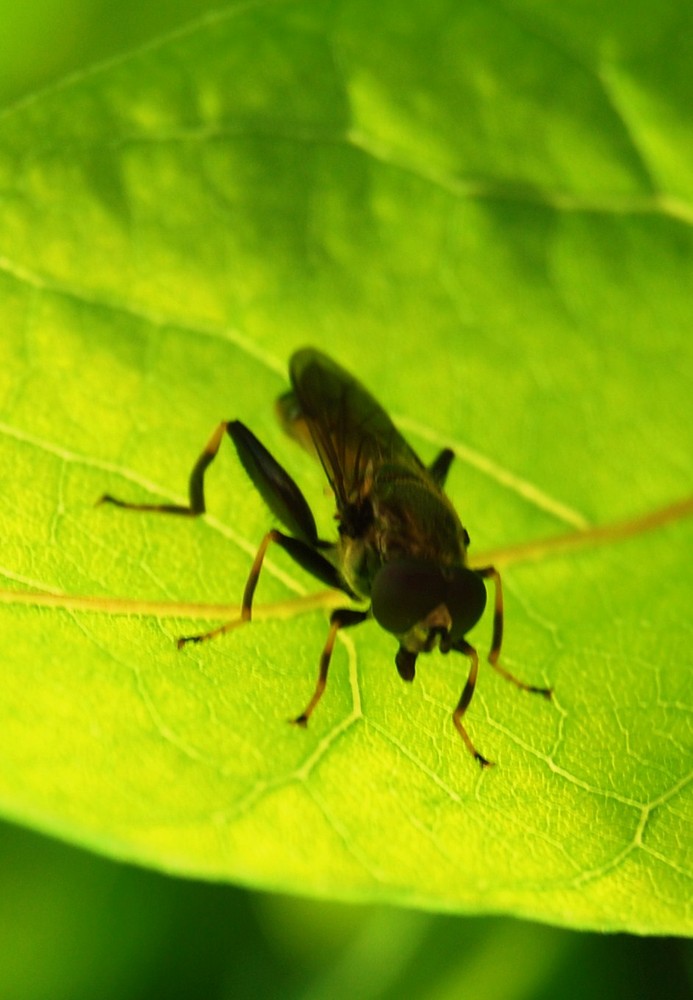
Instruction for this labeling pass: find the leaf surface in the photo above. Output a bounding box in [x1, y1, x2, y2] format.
[0, 0, 691, 934]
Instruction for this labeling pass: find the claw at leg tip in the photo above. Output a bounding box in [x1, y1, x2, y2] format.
[177, 635, 200, 649]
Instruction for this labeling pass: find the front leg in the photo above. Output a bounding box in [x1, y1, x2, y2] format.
[476, 565, 552, 698]
[291, 608, 370, 726]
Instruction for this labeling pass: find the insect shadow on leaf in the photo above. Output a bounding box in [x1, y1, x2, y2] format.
[98, 348, 552, 767]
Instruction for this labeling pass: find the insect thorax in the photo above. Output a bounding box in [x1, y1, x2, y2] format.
[338, 463, 468, 600]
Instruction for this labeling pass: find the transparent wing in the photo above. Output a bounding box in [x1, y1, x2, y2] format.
[279, 348, 427, 508]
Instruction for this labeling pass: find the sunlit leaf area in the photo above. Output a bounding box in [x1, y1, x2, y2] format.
[0, 0, 691, 996]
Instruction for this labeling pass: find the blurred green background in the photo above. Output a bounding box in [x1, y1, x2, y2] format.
[1, 2, 691, 998]
[1, 818, 690, 1000]
[1, 0, 221, 105]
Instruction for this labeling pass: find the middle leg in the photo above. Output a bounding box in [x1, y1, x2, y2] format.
[177, 528, 345, 647]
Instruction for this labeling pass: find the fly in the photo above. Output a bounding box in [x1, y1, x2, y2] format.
[99, 348, 552, 766]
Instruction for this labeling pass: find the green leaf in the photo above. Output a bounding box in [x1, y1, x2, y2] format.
[0, 0, 691, 935]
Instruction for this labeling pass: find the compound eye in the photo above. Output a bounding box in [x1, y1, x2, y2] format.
[447, 568, 487, 641]
[370, 559, 446, 635]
